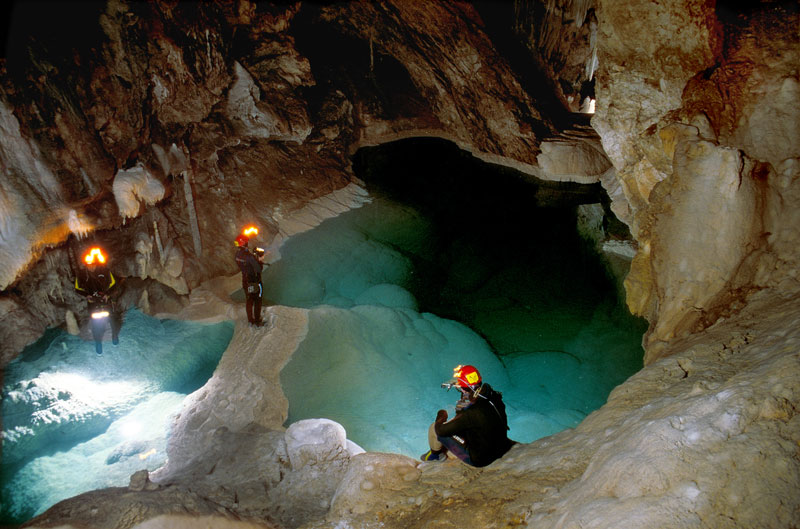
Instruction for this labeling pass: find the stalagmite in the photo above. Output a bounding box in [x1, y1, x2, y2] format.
[139, 290, 151, 315]
[65, 310, 79, 335]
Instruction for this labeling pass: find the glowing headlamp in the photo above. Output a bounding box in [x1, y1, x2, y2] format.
[243, 226, 259, 237]
[83, 247, 107, 265]
[91, 310, 110, 319]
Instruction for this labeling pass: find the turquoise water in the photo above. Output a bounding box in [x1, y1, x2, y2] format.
[0, 153, 646, 523]
[269, 192, 646, 457]
[0, 310, 233, 524]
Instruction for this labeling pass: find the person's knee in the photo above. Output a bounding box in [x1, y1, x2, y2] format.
[437, 436, 471, 465]
[428, 423, 443, 450]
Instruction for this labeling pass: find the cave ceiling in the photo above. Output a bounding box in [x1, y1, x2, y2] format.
[0, 0, 605, 362]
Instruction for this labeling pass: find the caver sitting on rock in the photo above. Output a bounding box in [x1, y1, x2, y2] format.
[421, 364, 514, 467]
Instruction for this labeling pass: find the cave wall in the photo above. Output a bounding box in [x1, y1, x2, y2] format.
[509, 0, 598, 112]
[590, 0, 800, 362]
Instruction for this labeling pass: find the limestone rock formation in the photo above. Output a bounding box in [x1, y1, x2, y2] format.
[21, 280, 800, 529]
[591, 0, 800, 360]
[2, 1, 799, 528]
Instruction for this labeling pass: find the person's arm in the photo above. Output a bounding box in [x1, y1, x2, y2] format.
[434, 408, 471, 437]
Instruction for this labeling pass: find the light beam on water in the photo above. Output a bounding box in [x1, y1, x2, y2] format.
[1, 144, 645, 523]
[0, 311, 233, 524]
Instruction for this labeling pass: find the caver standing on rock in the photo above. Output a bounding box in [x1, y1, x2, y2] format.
[421, 364, 514, 467]
[235, 228, 266, 326]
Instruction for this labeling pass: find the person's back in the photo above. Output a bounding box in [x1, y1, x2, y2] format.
[236, 244, 262, 279]
[234, 233, 264, 326]
[235, 246, 250, 281]
[436, 383, 512, 467]
[423, 365, 514, 467]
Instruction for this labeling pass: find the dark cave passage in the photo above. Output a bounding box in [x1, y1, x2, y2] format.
[351, 137, 639, 356]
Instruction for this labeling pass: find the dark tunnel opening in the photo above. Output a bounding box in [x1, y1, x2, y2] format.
[350, 136, 641, 355]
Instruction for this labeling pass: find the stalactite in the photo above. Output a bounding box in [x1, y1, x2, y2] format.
[67, 209, 92, 239]
[79, 168, 97, 196]
[205, 29, 212, 69]
[153, 220, 166, 267]
[369, 32, 374, 76]
[368, 11, 377, 79]
[182, 171, 203, 256]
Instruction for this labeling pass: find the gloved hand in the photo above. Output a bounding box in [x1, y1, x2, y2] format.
[436, 409, 448, 423]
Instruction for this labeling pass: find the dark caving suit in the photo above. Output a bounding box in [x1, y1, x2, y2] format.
[434, 383, 513, 467]
[236, 245, 264, 325]
[74, 264, 122, 355]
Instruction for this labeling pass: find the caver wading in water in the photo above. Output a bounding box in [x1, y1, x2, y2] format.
[74, 246, 123, 355]
[421, 364, 514, 467]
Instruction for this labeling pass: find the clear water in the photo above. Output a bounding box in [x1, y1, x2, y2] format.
[0, 151, 645, 523]
[269, 191, 646, 457]
[0, 310, 233, 524]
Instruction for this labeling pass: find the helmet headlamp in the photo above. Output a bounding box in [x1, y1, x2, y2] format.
[83, 247, 107, 266]
[451, 364, 481, 389]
